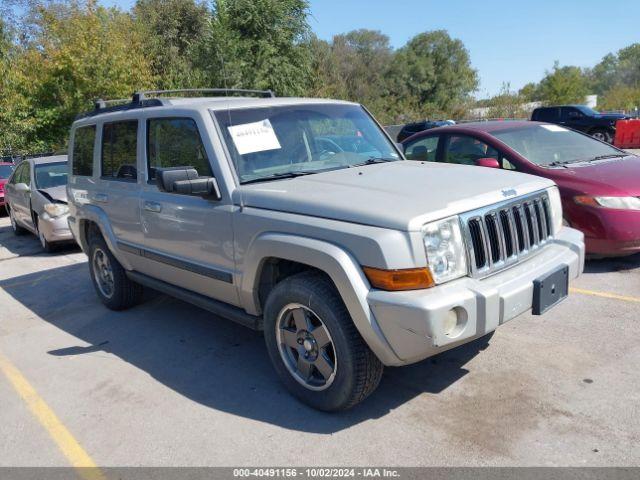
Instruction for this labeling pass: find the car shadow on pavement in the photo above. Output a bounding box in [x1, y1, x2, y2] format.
[0, 262, 490, 433]
[0, 223, 80, 259]
[584, 253, 640, 274]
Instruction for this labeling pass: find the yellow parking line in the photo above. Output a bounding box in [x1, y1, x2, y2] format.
[0, 351, 105, 480]
[570, 287, 640, 304]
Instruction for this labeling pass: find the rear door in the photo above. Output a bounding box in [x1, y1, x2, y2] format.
[11, 162, 33, 227]
[94, 119, 145, 256]
[136, 114, 238, 306]
[535, 108, 560, 124]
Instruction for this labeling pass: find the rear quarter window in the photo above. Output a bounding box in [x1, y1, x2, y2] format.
[72, 125, 96, 176]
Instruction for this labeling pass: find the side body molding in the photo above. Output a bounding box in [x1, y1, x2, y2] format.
[239, 233, 402, 366]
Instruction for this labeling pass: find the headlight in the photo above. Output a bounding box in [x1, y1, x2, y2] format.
[547, 186, 563, 234]
[574, 196, 640, 211]
[422, 216, 467, 284]
[44, 203, 69, 217]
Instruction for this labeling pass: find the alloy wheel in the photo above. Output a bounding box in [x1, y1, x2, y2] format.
[92, 247, 115, 298]
[276, 304, 337, 391]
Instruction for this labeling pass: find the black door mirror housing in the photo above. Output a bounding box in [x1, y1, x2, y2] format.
[156, 166, 221, 200]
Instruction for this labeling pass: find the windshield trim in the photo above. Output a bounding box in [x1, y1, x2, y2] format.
[211, 103, 403, 186]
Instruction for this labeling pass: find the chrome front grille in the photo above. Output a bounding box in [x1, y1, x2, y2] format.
[461, 191, 553, 277]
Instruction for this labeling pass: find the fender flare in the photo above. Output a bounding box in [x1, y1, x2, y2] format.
[240, 232, 401, 365]
[75, 205, 133, 270]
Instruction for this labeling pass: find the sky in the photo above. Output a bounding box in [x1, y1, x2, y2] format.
[103, 0, 640, 98]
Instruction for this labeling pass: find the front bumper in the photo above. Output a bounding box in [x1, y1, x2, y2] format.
[367, 227, 584, 365]
[38, 212, 74, 243]
[567, 205, 640, 256]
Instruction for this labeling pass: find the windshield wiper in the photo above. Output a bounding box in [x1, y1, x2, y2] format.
[350, 157, 397, 168]
[588, 153, 627, 162]
[241, 170, 317, 185]
[547, 161, 570, 168]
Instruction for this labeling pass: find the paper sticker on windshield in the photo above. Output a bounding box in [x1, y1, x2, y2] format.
[541, 125, 568, 132]
[227, 119, 281, 155]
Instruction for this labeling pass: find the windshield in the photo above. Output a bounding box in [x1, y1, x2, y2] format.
[214, 104, 400, 184]
[35, 162, 68, 189]
[575, 105, 600, 115]
[492, 125, 624, 166]
[0, 165, 13, 179]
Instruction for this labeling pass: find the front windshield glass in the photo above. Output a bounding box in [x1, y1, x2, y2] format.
[492, 125, 624, 166]
[576, 105, 600, 115]
[0, 165, 13, 179]
[214, 104, 400, 184]
[35, 162, 68, 189]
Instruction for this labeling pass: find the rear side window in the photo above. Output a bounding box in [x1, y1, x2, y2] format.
[147, 118, 212, 181]
[102, 121, 138, 180]
[72, 126, 96, 176]
[534, 108, 559, 122]
[405, 136, 439, 162]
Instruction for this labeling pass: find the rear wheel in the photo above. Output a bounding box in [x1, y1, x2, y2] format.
[591, 129, 613, 144]
[264, 271, 383, 411]
[8, 206, 26, 236]
[88, 232, 143, 310]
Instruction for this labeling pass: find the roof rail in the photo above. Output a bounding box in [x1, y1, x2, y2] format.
[77, 88, 275, 120]
[134, 88, 276, 100]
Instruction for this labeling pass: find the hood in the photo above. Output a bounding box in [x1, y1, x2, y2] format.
[544, 155, 640, 197]
[238, 161, 553, 231]
[37, 185, 68, 203]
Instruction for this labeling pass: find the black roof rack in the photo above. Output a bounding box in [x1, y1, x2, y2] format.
[76, 88, 276, 120]
[136, 88, 276, 99]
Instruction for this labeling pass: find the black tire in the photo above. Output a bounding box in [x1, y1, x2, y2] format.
[263, 271, 383, 411]
[591, 129, 613, 144]
[8, 206, 27, 236]
[35, 216, 55, 253]
[87, 230, 143, 310]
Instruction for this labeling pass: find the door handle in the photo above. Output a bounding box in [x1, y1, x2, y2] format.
[143, 201, 162, 213]
[92, 193, 108, 203]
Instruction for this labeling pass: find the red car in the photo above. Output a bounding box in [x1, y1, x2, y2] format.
[0, 162, 15, 211]
[402, 121, 640, 257]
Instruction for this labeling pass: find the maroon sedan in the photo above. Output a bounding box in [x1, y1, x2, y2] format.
[402, 121, 640, 257]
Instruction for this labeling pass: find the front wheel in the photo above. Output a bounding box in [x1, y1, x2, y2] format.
[263, 271, 383, 411]
[35, 217, 55, 253]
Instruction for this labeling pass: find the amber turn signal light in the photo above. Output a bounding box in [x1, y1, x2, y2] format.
[362, 266, 435, 291]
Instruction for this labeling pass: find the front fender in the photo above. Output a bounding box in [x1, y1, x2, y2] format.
[240, 233, 402, 366]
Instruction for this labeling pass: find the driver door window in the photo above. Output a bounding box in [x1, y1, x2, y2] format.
[404, 136, 439, 162]
[443, 135, 499, 166]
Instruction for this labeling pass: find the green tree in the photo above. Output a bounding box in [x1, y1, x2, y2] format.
[538, 62, 588, 105]
[198, 0, 312, 96]
[390, 30, 478, 118]
[307, 29, 395, 121]
[0, 1, 154, 152]
[133, 0, 209, 89]
[518, 82, 541, 102]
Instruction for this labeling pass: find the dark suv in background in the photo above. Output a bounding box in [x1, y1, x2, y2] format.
[531, 105, 628, 143]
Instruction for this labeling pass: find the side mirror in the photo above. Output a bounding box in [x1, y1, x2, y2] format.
[475, 158, 500, 169]
[156, 166, 221, 200]
[15, 182, 30, 193]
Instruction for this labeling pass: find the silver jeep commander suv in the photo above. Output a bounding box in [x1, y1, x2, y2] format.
[67, 89, 585, 411]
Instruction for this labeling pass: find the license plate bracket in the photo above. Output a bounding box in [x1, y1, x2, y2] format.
[532, 264, 569, 315]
